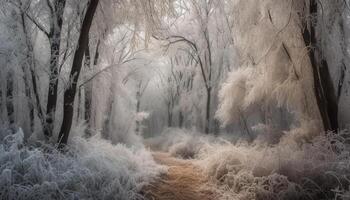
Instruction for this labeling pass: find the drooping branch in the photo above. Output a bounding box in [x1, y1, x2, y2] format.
[153, 35, 209, 90]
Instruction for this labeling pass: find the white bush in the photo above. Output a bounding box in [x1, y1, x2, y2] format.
[196, 131, 350, 199]
[0, 127, 165, 200]
[148, 128, 350, 199]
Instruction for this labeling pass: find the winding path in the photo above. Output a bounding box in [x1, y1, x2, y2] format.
[143, 152, 217, 200]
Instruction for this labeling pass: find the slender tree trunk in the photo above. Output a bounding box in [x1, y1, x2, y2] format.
[135, 86, 141, 133]
[0, 81, 3, 124]
[178, 111, 183, 128]
[58, 0, 99, 147]
[240, 112, 253, 141]
[83, 47, 92, 136]
[45, 0, 67, 138]
[19, 11, 35, 132]
[0, 72, 7, 123]
[22, 67, 34, 132]
[302, 0, 338, 132]
[76, 88, 82, 123]
[337, 15, 348, 103]
[21, 8, 45, 128]
[167, 101, 173, 127]
[6, 72, 14, 124]
[101, 97, 113, 140]
[205, 87, 211, 134]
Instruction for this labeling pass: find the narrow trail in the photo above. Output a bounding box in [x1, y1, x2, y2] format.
[143, 152, 217, 200]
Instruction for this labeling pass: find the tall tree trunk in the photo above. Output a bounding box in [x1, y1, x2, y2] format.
[19, 5, 47, 133]
[6, 72, 14, 125]
[178, 111, 184, 128]
[58, 0, 99, 147]
[205, 87, 211, 134]
[45, 0, 67, 138]
[0, 82, 3, 124]
[19, 10, 35, 132]
[0, 70, 7, 123]
[167, 101, 173, 127]
[84, 40, 101, 136]
[135, 87, 141, 134]
[83, 47, 92, 136]
[302, 0, 338, 132]
[101, 99, 113, 140]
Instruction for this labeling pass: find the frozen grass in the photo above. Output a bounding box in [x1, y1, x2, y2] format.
[149, 128, 350, 199]
[0, 127, 165, 200]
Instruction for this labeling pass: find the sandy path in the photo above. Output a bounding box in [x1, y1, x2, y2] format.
[142, 152, 216, 200]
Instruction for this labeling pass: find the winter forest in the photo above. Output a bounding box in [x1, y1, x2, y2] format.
[1, 0, 350, 199]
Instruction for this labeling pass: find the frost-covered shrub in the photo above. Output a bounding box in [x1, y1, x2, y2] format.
[145, 128, 202, 158]
[145, 128, 227, 159]
[0, 127, 165, 200]
[196, 131, 350, 199]
[148, 128, 350, 199]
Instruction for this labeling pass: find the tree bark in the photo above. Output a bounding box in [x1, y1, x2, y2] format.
[135, 84, 141, 134]
[167, 101, 173, 127]
[58, 0, 99, 147]
[44, 0, 67, 138]
[84, 47, 91, 123]
[178, 111, 184, 128]
[205, 87, 211, 134]
[302, 0, 338, 132]
[6, 72, 14, 124]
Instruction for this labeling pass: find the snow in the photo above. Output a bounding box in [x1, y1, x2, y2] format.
[0, 127, 165, 200]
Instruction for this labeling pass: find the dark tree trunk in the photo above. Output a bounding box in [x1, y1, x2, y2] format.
[178, 111, 184, 128]
[84, 47, 91, 122]
[0, 81, 3, 122]
[44, 0, 67, 138]
[302, 0, 338, 132]
[205, 88, 211, 134]
[93, 39, 101, 66]
[0, 72, 6, 123]
[319, 60, 338, 131]
[101, 99, 113, 140]
[30, 68, 45, 125]
[167, 101, 173, 127]
[135, 89, 141, 133]
[6, 72, 14, 124]
[337, 62, 346, 102]
[22, 66, 34, 132]
[76, 88, 82, 123]
[58, 0, 99, 147]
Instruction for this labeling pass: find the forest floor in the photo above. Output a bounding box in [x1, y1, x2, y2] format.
[142, 152, 217, 200]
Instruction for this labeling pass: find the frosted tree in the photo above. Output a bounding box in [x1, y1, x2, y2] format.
[0, 0, 174, 147]
[154, 0, 233, 134]
[216, 0, 349, 142]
